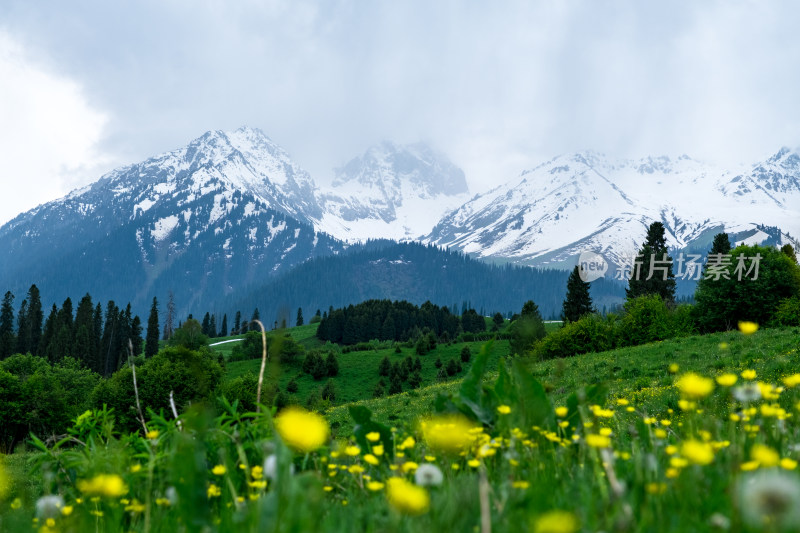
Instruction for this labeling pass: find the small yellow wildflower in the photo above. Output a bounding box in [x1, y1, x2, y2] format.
[385, 477, 429, 515]
[399, 436, 416, 450]
[274, 406, 330, 453]
[211, 465, 226, 476]
[533, 510, 579, 533]
[740, 461, 760, 471]
[741, 369, 757, 380]
[366, 432, 381, 442]
[467, 459, 480, 468]
[345, 446, 361, 457]
[145, 430, 159, 440]
[751, 444, 780, 468]
[716, 374, 738, 387]
[363, 454, 380, 466]
[497, 405, 512, 415]
[681, 440, 714, 465]
[676, 373, 714, 400]
[420, 414, 476, 454]
[207, 484, 222, 498]
[668, 363, 679, 374]
[129, 464, 142, 473]
[401, 462, 418, 474]
[738, 321, 758, 335]
[348, 465, 365, 475]
[124, 499, 146, 513]
[366, 481, 385, 491]
[76, 474, 129, 497]
[251, 466, 264, 480]
[373, 445, 385, 456]
[555, 407, 568, 418]
[585, 434, 611, 448]
[780, 458, 798, 470]
[646, 483, 667, 495]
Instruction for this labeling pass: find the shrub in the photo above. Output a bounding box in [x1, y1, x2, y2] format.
[217, 371, 258, 412]
[617, 295, 673, 347]
[460, 345, 471, 363]
[771, 296, 800, 327]
[533, 314, 615, 360]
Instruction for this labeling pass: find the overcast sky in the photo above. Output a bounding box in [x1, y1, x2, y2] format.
[1, 0, 799, 225]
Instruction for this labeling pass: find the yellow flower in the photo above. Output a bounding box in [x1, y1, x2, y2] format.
[555, 406, 568, 418]
[467, 459, 480, 468]
[373, 445, 385, 456]
[420, 414, 477, 454]
[497, 405, 511, 415]
[11, 498, 22, 509]
[741, 369, 757, 380]
[681, 440, 714, 466]
[61, 505, 73, 516]
[145, 430, 159, 440]
[212, 465, 226, 476]
[668, 364, 679, 374]
[716, 374, 738, 387]
[124, 499, 146, 513]
[740, 461, 760, 471]
[401, 462, 418, 474]
[274, 406, 329, 453]
[366, 481, 385, 491]
[129, 464, 142, 473]
[155, 498, 171, 506]
[366, 432, 381, 442]
[207, 484, 222, 498]
[385, 477, 429, 515]
[345, 445, 361, 457]
[251, 466, 264, 480]
[363, 454, 380, 466]
[738, 321, 758, 335]
[783, 374, 800, 388]
[77, 474, 129, 497]
[348, 465, 365, 475]
[676, 373, 714, 400]
[751, 444, 780, 468]
[585, 434, 611, 448]
[512, 481, 530, 489]
[399, 436, 416, 450]
[533, 510, 579, 533]
[780, 458, 798, 470]
[646, 483, 667, 495]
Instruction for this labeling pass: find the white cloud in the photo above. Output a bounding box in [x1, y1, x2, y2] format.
[0, 31, 111, 224]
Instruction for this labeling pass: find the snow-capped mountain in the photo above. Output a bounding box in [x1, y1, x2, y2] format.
[0, 127, 343, 314]
[425, 150, 800, 269]
[315, 141, 470, 241]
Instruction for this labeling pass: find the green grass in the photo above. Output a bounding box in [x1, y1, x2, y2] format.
[328, 326, 800, 435]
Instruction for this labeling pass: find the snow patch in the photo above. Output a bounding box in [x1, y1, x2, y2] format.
[152, 215, 179, 242]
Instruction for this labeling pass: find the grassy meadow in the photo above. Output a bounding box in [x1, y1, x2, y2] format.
[2, 321, 800, 532]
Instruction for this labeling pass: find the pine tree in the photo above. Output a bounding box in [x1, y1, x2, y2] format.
[0, 291, 15, 359]
[287, 377, 299, 393]
[201, 312, 211, 336]
[321, 379, 336, 402]
[91, 303, 103, 371]
[145, 297, 160, 358]
[163, 291, 175, 340]
[74, 294, 95, 365]
[460, 345, 471, 363]
[626, 221, 676, 303]
[220, 314, 228, 337]
[408, 369, 422, 389]
[296, 307, 304, 327]
[209, 314, 217, 338]
[40, 304, 58, 363]
[130, 315, 143, 356]
[26, 285, 43, 356]
[710, 232, 732, 256]
[233, 311, 241, 334]
[561, 265, 594, 323]
[100, 301, 119, 376]
[378, 355, 391, 376]
[389, 372, 403, 395]
[15, 298, 29, 355]
[251, 308, 260, 325]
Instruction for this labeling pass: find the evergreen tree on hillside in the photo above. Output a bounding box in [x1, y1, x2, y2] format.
[325, 352, 339, 377]
[40, 304, 58, 362]
[561, 265, 594, 323]
[233, 311, 241, 334]
[145, 297, 160, 358]
[710, 232, 732, 256]
[209, 314, 217, 338]
[26, 285, 43, 356]
[130, 315, 143, 356]
[220, 314, 228, 337]
[73, 294, 96, 364]
[626, 221, 676, 303]
[296, 307, 304, 327]
[163, 291, 175, 341]
[0, 291, 15, 359]
[15, 299, 29, 355]
[100, 301, 120, 376]
[378, 355, 391, 377]
[91, 303, 103, 370]
[782, 244, 798, 264]
[509, 300, 546, 356]
[251, 308, 260, 325]
[201, 312, 211, 336]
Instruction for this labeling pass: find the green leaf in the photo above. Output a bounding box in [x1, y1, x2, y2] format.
[512, 360, 554, 430]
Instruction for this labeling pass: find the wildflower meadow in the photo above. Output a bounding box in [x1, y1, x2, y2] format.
[2, 322, 800, 532]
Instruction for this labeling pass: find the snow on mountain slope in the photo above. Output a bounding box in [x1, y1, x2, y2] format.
[0, 127, 342, 314]
[425, 150, 800, 269]
[314, 141, 470, 241]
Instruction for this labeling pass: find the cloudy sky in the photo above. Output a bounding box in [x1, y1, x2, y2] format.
[1, 0, 799, 225]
